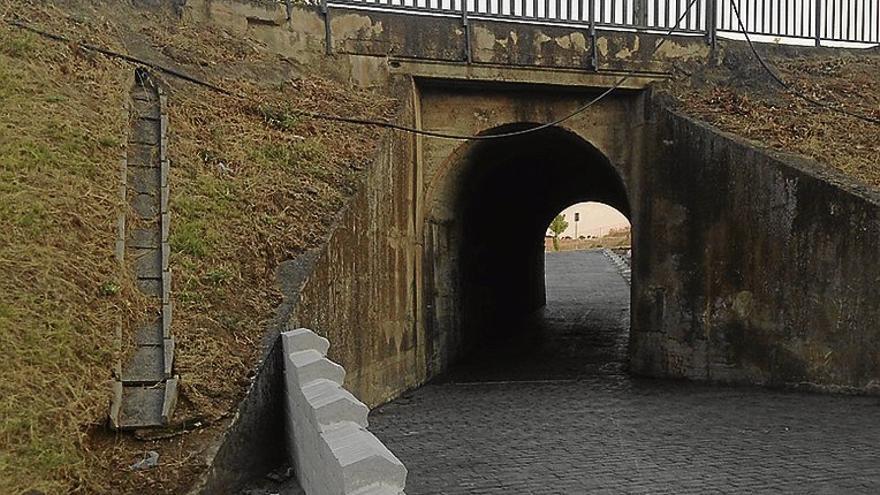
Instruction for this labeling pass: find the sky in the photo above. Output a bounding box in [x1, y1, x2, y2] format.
[546, 202, 630, 238]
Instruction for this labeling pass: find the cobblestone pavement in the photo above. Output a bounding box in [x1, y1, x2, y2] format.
[370, 250, 880, 494]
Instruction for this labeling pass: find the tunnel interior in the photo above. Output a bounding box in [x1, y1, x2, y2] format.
[426, 123, 631, 375]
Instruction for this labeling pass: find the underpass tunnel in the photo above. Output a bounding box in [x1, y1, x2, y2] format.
[427, 123, 631, 375]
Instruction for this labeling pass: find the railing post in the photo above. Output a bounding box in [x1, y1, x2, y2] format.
[706, 0, 717, 47]
[321, 0, 332, 55]
[634, 0, 649, 27]
[462, 0, 472, 64]
[588, 0, 598, 70]
[814, 0, 822, 46]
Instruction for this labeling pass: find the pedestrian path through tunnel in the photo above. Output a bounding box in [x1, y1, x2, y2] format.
[370, 250, 880, 494]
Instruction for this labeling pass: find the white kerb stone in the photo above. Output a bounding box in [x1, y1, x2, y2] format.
[283, 327, 331, 356]
[290, 349, 345, 386]
[302, 378, 369, 429]
[322, 422, 407, 494]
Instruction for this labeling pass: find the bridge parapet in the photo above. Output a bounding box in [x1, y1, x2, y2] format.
[181, 0, 713, 84]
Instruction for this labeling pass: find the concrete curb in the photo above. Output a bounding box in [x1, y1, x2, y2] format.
[602, 248, 631, 285]
[282, 328, 407, 495]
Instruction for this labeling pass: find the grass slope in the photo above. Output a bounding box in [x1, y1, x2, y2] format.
[0, 1, 396, 492]
[664, 43, 880, 188]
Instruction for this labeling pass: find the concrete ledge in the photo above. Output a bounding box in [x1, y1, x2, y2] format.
[282, 328, 407, 495]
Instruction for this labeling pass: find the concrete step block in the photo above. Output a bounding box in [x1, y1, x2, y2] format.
[321, 422, 407, 495]
[129, 225, 161, 248]
[116, 383, 165, 429]
[289, 350, 345, 386]
[134, 318, 163, 345]
[282, 327, 330, 355]
[121, 345, 164, 383]
[302, 378, 369, 429]
[131, 192, 160, 219]
[133, 248, 162, 278]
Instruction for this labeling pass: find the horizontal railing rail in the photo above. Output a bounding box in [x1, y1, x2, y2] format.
[321, 0, 880, 45]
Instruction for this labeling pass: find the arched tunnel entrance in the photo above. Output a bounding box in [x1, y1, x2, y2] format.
[423, 124, 631, 378]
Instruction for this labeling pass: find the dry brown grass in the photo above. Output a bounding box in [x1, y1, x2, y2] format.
[0, 1, 397, 493]
[664, 43, 880, 188]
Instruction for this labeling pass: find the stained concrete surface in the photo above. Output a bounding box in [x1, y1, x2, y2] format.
[369, 250, 880, 494]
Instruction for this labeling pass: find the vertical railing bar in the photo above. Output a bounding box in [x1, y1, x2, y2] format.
[778, 0, 783, 34]
[872, 0, 877, 41]
[676, 0, 682, 28]
[779, 0, 791, 36]
[761, 0, 773, 34]
[611, 0, 616, 23]
[848, 0, 852, 40]
[653, 0, 659, 26]
[854, 0, 865, 41]
[534, 0, 540, 18]
[815, 0, 821, 45]
[830, 0, 836, 40]
[757, 0, 762, 33]
[623, 0, 629, 25]
[461, 0, 472, 63]
[588, 0, 598, 69]
[795, 0, 809, 36]
[805, 0, 810, 37]
[545, 0, 550, 19]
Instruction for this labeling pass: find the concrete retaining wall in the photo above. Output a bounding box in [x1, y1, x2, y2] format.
[630, 108, 880, 393]
[281, 328, 407, 495]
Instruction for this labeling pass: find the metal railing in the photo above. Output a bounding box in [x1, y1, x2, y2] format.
[323, 0, 880, 45]
[719, 0, 879, 44]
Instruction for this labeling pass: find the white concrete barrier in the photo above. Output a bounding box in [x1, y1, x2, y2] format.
[282, 328, 407, 495]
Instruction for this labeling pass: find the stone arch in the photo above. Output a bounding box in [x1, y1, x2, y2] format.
[421, 123, 632, 376]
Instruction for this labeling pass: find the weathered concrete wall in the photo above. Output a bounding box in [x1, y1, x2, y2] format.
[178, 0, 711, 86]
[290, 77, 422, 407]
[631, 109, 880, 393]
[281, 328, 407, 495]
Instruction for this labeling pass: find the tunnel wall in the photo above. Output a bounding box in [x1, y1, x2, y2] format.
[290, 78, 425, 408]
[631, 108, 880, 393]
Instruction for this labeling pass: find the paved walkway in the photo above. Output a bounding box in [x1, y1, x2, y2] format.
[369, 250, 880, 494]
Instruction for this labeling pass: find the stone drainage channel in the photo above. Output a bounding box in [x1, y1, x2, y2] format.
[366, 250, 880, 494]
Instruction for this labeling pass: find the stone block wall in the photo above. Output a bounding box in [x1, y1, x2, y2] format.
[281, 328, 407, 495]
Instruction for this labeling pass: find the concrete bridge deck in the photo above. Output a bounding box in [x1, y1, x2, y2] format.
[369, 250, 880, 494]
